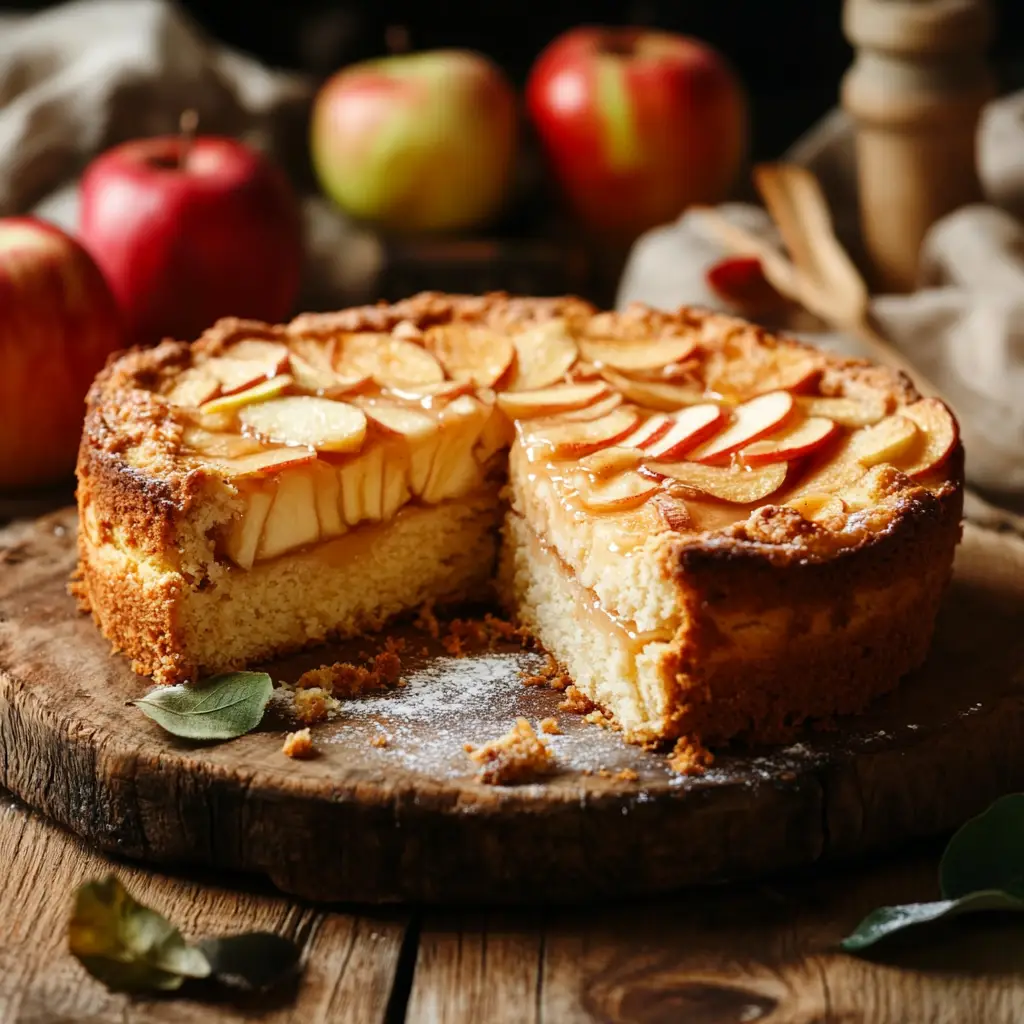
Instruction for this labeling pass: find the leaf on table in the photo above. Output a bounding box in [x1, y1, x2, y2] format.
[940, 794, 1024, 899]
[840, 890, 1024, 953]
[130, 671, 273, 740]
[198, 932, 302, 991]
[68, 875, 211, 992]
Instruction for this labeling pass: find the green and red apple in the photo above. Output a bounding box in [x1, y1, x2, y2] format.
[310, 50, 518, 232]
[526, 27, 748, 243]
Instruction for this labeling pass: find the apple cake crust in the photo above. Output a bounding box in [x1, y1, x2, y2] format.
[75, 291, 963, 747]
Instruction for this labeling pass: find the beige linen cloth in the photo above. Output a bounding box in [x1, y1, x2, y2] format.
[620, 104, 1024, 505]
[2, 0, 1021, 506]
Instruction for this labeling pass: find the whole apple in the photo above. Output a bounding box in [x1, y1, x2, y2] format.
[79, 135, 303, 347]
[527, 27, 748, 243]
[0, 218, 123, 490]
[311, 50, 518, 233]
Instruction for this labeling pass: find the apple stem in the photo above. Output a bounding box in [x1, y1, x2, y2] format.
[178, 109, 199, 170]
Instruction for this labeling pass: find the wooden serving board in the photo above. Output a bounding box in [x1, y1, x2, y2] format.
[0, 509, 1023, 905]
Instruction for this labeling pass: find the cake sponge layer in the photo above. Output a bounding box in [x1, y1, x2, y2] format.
[79, 493, 501, 684]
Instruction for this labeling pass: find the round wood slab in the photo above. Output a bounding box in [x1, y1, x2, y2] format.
[1, 509, 1023, 904]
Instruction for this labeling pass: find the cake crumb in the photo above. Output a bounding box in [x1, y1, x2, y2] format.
[370, 734, 389, 749]
[282, 728, 315, 759]
[296, 651, 403, 699]
[465, 718, 553, 785]
[584, 708, 618, 730]
[616, 768, 639, 782]
[415, 602, 440, 638]
[538, 717, 562, 735]
[668, 737, 715, 777]
[559, 684, 596, 715]
[294, 687, 329, 725]
[521, 654, 571, 691]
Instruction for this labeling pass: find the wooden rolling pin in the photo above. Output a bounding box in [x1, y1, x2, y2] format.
[841, 0, 995, 292]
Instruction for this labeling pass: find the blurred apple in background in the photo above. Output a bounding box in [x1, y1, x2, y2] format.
[79, 129, 303, 347]
[0, 218, 123, 490]
[527, 27, 748, 244]
[310, 50, 518, 233]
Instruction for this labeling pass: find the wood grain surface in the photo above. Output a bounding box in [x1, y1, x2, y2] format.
[5, 791, 1024, 1023]
[1, 509, 1024, 905]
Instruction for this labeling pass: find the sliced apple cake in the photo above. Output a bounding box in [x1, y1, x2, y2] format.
[75, 292, 962, 747]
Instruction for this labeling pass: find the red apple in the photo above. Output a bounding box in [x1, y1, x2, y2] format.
[79, 135, 302, 346]
[0, 218, 123, 489]
[311, 50, 518, 232]
[526, 27, 747, 243]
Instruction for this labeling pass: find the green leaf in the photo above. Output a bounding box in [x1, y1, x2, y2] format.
[68, 876, 211, 992]
[840, 890, 1024, 952]
[198, 932, 302, 991]
[940, 794, 1024, 899]
[130, 671, 273, 741]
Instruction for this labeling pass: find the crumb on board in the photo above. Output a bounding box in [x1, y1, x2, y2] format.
[296, 650, 403, 698]
[520, 654, 571, 691]
[465, 718, 553, 785]
[282, 728, 315, 759]
[617, 768, 639, 782]
[584, 708, 619, 731]
[294, 687, 331, 725]
[559, 684, 596, 715]
[538, 717, 562, 736]
[668, 737, 714, 777]
[370, 734, 389, 749]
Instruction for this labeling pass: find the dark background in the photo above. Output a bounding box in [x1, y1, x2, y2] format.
[9, 0, 1021, 159]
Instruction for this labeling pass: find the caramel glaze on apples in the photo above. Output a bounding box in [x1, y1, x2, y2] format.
[77, 291, 961, 577]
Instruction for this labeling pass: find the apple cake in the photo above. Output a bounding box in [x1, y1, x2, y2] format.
[75, 292, 963, 748]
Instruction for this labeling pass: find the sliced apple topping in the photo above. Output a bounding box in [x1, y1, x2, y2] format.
[425, 325, 515, 388]
[520, 406, 641, 459]
[362, 401, 440, 496]
[257, 471, 320, 561]
[600, 369, 708, 411]
[505, 319, 578, 391]
[799, 393, 887, 428]
[897, 399, 959, 478]
[786, 492, 846, 522]
[643, 404, 726, 461]
[223, 488, 274, 570]
[740, 416, 839, 466]
[340, 444, 387, 524]
[578, 333, 697, 374]
[199, 374, 293, 417]
[288, 351, 370, 396]
[644, 461, 789, 503]
[384, 380, 477, 407]
[335, 333, 445, 389]
[689, 391, 795, 464]
[210, 446, 318, 479]
[496, 381, 610, 420]
[312, 462, 346, 538]
[165, 366, 221, 407]
[422, 394, 490, 503]
[203, 350, 289, 395]
[705, 342, 822, 397]
[551, 391, 624, 423]
[619, 414, 673, 451]
[576, 446, 644, 479]
[226, 339, 291, 366]
[181, 426, 267, 460]
[239, 396, 367, 453]
[574, 468, 661, 513]
[851, 414, 920, 468]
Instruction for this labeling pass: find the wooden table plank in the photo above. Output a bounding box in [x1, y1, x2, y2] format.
[411, 854, 1024, 1023]
[0, 794, 409, 1023]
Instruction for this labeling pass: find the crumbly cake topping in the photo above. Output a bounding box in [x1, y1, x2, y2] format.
[79, 291, 960, 575]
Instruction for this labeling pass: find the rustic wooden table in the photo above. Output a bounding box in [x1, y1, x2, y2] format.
[3, 788, 1024, 1023]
